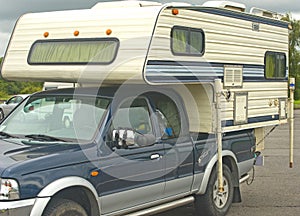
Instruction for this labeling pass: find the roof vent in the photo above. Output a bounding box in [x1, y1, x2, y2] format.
[202, 1, 246, 12]
[250, 7, 283, 19]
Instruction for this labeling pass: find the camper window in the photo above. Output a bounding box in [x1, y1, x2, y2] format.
[265, 52, 286, 79]
[171, 26, 205, 56]
[28, 38, 119, 65]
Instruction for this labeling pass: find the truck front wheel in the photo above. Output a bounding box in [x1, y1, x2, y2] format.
[195, 165, 234, 216]
[43, 198, 88, 216]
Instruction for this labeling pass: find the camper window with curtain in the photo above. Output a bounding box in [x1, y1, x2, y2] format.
[28, 38, 119, 65]
[171, 26, 205, 56]
[265, 52, 286, 79]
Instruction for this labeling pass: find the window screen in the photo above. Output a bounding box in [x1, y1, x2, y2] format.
[171, 26, 205, 56]
[265, 52, 286, 79]
[28, 38, 119, 65]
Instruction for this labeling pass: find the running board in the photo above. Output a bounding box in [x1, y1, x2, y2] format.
[239, 174, 250, 184]
[125, 196, 195, 216]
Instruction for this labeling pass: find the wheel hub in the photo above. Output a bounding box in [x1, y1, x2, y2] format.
[213, 177, 229, 209]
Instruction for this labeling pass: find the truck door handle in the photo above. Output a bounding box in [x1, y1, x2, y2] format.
[150, 154, 161, 160]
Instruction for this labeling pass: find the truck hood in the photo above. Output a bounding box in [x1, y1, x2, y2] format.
[0, 138, 82, 176]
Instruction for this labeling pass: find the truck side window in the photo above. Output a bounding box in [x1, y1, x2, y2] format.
[154, 95, 181, 139]
[107, 97, 154, 149]
[112, 98, 152, 134]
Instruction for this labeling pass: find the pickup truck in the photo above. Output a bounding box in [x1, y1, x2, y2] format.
[0, 85, 255, 216]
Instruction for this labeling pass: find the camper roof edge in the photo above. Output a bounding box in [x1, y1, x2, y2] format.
[91, 1, 163, 9]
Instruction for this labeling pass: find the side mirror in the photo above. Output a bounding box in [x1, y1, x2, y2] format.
[113, 129, 135, 148]
[113, 128, 156, 148]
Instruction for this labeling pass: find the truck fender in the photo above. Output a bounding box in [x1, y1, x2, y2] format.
[196, 150, 238, 195]
[30, 176, 100, 216]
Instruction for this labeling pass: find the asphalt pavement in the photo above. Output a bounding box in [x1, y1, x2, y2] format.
[158, 109, 300, 216]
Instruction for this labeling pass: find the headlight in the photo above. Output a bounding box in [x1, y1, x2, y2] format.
[0, 178, 20, 200]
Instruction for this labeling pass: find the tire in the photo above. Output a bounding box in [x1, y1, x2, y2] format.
[43, 198, 88, 216]
[195, 165, 234, 216]
[0, 109, 4, 120]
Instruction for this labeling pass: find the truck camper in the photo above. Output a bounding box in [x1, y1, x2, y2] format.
[0, 1, 293, 216]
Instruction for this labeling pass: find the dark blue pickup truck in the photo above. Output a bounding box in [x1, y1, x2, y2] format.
[0, 85, 255, 216]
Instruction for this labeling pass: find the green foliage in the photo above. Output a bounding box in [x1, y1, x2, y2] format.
[283, 14, 300, 100]
[0, 57, 43, 98]
[294, 100, 300, 109]
[0, 90, 8, 99]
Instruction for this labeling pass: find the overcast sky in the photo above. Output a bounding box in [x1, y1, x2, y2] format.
[1, 0, 300, 57]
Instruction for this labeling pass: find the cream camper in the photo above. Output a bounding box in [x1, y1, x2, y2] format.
[1, 0, 290, 134]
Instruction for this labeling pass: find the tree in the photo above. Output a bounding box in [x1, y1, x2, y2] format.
[0, 57, 43, 98]
[282, 14, 300, 99]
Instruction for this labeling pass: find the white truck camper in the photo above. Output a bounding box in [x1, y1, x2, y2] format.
[0, 1, 294, 216]
[1, 0, 290, 134]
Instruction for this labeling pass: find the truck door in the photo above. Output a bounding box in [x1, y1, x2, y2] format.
[149, 93, 194, 197]
[99, 97, 165, 214]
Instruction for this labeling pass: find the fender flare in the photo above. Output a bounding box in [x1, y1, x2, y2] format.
[197, 150, 238, 195]
[30, 176, 100, 216]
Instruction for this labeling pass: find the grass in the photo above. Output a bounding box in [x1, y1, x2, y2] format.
[295, 100, 300, 109]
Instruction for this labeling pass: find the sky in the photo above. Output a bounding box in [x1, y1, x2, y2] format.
[0, 0, 300, 57]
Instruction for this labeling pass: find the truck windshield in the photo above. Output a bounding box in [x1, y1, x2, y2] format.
[0, 94, 110, 143]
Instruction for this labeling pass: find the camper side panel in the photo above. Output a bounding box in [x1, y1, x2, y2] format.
[146, 7, 289, 132]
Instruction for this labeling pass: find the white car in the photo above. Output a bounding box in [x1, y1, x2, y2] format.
[0, 94, 29, 120]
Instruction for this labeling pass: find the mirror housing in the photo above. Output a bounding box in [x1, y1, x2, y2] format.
[113, 129, 135, 148]
[113, 128, 155, 148]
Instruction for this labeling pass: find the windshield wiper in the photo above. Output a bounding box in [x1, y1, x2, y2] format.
[0, 131, 18, 139]
[25, 134, 67, 142]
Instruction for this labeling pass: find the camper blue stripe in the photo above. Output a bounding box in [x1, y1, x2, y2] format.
[145, 60, 289, 82]
[222, 115, 280, 127]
